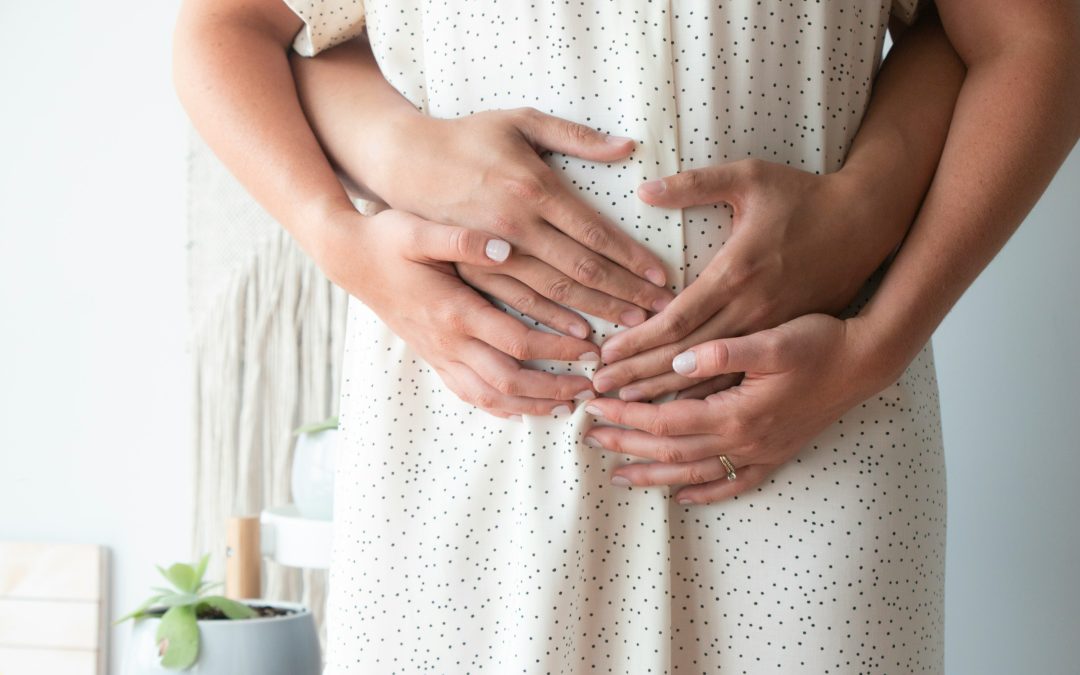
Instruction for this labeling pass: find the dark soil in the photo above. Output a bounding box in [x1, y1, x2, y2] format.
[145, 604, 296, 620]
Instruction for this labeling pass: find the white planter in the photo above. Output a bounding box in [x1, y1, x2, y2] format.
[291, 427, 337, 520]
[125, 600, 320, 675]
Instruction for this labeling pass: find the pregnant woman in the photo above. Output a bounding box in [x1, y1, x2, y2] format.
[172, 0, 1079, 672]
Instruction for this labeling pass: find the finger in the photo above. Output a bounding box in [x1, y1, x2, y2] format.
[584, 427, 719, 464]
[456, 263, 592, 339]
[595, 307, 739, 391]
[672, 329, 786, 378]
[514, 107, 637, 163]
[461, 339, 596, 402]
[673, 373, 744, 400]
[500, 255, 650, 326]
[600, 271, 738, 363]
[611, 454, 734, 488]
[615, 371, 703, 402]
[583, 397, 718, 437]
[441, 360, 573, 418]
[414, 222, 511, 266]
[637, 160, 753, 210]
[536, 181, 673, 294]
[463, 300, 601, 362]
[672, 463, 774, 505]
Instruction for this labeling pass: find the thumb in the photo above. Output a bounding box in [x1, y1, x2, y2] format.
[516, 108, 635, 162]
[671, 330, 785, 378]
[414, 223, 512, 266]
[638, 162, 746, 209]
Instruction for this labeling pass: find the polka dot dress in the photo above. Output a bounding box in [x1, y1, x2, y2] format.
[287, 1, 946, 672]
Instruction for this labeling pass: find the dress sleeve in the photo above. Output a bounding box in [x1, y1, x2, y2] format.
[890, 0, 931, 25]
[283, 0, 366, 57]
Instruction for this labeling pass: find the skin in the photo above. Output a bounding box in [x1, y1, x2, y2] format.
[583, 1, 1080, 504]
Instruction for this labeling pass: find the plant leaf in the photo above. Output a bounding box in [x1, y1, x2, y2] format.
[113, 595, 165, 625]
[293, 415, 339, 436]
[155, 605, 199, 670]
[193, 553, 210, 587]
[162, 563, 198, 594]
[196, 580, 223, 593]
[156, 592, 199, 608]
[200, 595, 258, 620]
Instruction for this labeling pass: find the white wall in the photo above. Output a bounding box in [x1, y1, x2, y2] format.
[0, 4, 1076, 674]
[0, 2, 192, 674]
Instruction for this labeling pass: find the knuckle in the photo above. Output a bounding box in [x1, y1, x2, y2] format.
[504, 175, 548, 205]
[501, 337, 530, 361]
[545, 275, 574, 303]
[488, 213, 520, 239]
[563, 121, 593, 145]
[488, 374, 518, 396]
[473, 391, 498, 410]
[573, 256, 604, 285]
[579, 223, 610, 251]
[739, 157, 767, 181]
[720, 259, 756, 291]
[686, 466, 708, 485]
[510, 293, 537, 314]
[657, 444, 683, 464]
[661, 313, 692, 341]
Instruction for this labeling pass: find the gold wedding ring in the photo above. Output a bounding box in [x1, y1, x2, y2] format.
[718, 455, 737, 482]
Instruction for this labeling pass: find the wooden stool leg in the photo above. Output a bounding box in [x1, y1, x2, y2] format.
[225, 516, 261, 600]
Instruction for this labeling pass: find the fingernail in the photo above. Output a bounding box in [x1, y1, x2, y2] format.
[619, 388, 644, 402]
[673, 350, 696, 375]
[605, 134, 633, 145]
[610, 475, 632, 487]
[620, 309, 645, 327]
[584, 435, 602, 448]
[579, 351, 600, 362]
[509, 415, 523, 423]
[584, 405, 603, 418]
[551, 405, 571, 417]
[677, 497, 693, 505]
[592, 376, 613, 393]
[644, 267, 666, 286]
[569, 324, 589, 339]
[574, 389, 596, 401]
[485, 238, 510, 262]
[639, 179, 666, 196]
[652, 296, 672, 312]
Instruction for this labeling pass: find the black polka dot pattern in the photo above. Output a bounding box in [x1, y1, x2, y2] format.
[313, 1, 945, 672]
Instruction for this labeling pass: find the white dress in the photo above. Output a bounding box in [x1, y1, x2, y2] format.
[286, 1, 945, 672]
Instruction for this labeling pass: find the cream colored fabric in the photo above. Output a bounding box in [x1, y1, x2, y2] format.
[284, 0, 366, 57]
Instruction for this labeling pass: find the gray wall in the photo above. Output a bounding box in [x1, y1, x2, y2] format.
[936, 145, 1080, 674]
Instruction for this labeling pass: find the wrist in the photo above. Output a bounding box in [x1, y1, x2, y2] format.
[843, 312, 924, 396]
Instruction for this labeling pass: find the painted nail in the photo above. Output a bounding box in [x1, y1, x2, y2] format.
[672, 350, 696, 375]
[579, 352, 601, 362]
[569, 324, 589, 339]
[620, 309, 645, 327]
[584, 436, 602, 448]
[644, 267, 666, 286]
[605, 134, 634, 145]
[551, 405, 571, 417]
[574, 389, 596, 401]
[485, 239, 510, 262]
[584, 405, 603, 418]
[639, 179, 666, 196]
[677, 497, 693, 505]
[509, 415, 523, 423]
[610, 475, 632, 487]
[619, 388, 644, 402]
[652, 296, 672, 312]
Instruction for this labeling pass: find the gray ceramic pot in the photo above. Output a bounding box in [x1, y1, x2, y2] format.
[125, 600, 320, 675]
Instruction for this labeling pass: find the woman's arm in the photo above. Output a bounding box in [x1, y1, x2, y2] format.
[582, 2, 1080, 503]
[173, 0, 604, 419]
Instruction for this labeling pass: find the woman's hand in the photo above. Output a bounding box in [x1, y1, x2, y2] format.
[582, 314, 893, 503]
[316, 207, 601, 419]
[591, 159, 906, 401]
[371, 107, 675, 330]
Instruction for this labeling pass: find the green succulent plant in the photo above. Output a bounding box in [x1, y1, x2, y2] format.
[114, 553, 257, 670]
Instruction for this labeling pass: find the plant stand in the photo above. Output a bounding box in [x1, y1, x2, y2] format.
[224, 506, 332, 599]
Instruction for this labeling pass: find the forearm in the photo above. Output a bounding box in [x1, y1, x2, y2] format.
[856, 8, 1080, 384]
[289, 35, 422, 202]
[830, 11, 965, 270]
[172, 0, 356, 263]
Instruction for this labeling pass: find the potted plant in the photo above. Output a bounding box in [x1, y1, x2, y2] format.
[291, 415, 338, 520]
[117, 554, 320, 674]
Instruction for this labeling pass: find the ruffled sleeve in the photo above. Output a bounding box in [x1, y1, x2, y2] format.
[283, 0, 366, 57]
[890, 0, 932, 25]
